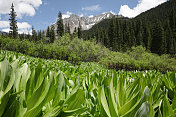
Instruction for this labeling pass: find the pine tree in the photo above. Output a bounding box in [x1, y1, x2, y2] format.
[96, 29, 101, 43]
[151, 20, 165, 54]
[50, 25, 55, 43]
[136, 20, 143, 46]
[64, 23, 68, 33]
[9, 3, 18, 38]
[159, 32, 167, 54]
[26, 32, 31, 40]
[73, 27, 77, 37]
[143, 24, 152, 50]
[32, 26, 37, 41]
[38, 30, 42, 41]
[108, 18, 117, 50]
[19, 33, 25, 40]
[41, 30, 45, 41]
[78, 22, 82, 39]
[165, 19, 174, 54]
[123, 20, 131, 48]
[46, 26, 50, 38]
[116, 19, 123, 51]
[67, 23, 71, 34]
[57, 11, 64, 37]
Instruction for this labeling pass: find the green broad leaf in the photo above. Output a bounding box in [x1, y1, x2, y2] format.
[25, 68, 36, 102]
[172, 92, 176, 110]
[162, 96, 174, 117]
[109, 78, 118, 116]
[119, 89, 140, 116]
[0, 58, 11, 93]
[42, 105, 64, 117]
[117, 77, 126, 107]
[64, 89, 85, 111]
[0, 58, 17, 104]
[52, 71, 65, 106]
[63, 107, 87, 116]
[0, 92, 10, 116]
[134, 102, 154, 117]
[43, 72, 55, 104]
[101, 86, 111, 117]
[24, 76, 51, 117]
[121, 86, 151, 117]
[3, 59, 17, 95]
[19, 63, 31, 92]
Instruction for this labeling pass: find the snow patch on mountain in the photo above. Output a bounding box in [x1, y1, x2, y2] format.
[53, 12, 117, 33]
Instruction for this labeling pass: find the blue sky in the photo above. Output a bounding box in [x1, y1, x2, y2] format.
[28, 0, 138, 30]
[0, 0, 167, 34]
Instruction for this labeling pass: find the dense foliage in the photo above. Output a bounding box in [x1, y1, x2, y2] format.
[0, 51, 176, 117]
[83, 0, 176, 55]
[0, 35, 176, 72]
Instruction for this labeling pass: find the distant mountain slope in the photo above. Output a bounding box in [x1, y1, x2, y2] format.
[52, 12, 122, 33]
[83, 0, 176, 55]
[0, 31, 7, 36]
[134, 0, 176, 23]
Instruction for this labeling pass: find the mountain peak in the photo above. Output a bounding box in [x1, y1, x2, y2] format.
[57, 12, 117, 33]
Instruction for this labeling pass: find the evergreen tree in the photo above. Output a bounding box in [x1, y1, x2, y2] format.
[165, 19, 174, 54]
[103, 31, 109, 47]
[73, 27, 77, 37]
[136, 20, 143, 46]
[130, 29, 136, 48]
[26, 32, 31, 40]
[38, 30, 42, 41]
[46, 26, 50, 38]
[50, 25, 55, 43]
[19, 33, 25, 40]
[108, 18, 117, 50]
[32, 26, 37, 41]
[67, 23, 71, 34]
[41, 30, 45, 41]
[78, 22, 82, 39]
[160, 32, 167, 54]
[9, 3, 18, 38]
[143, 24, 152, 50]
[151, 20, 165, 54]
[64, 23, 68, 33]
[96, 29, 101, 43]
[57, 11, 64, 37]
[116, 19, 123, 51]
[123, 20, 131, 48]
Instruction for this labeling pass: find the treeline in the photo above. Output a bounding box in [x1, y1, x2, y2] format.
[4, 3, 67, 43]
[83, 0, 176, 55]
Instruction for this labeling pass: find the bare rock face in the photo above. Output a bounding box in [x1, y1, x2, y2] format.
[53, 12, 120, 33]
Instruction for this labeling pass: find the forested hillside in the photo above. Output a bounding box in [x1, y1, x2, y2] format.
[83, 0, 176, 55]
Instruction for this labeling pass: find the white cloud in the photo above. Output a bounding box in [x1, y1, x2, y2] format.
[0, 0, 42, 18]
[88, 15, 94, 18]
[118, 0, 167, 18]
[62, 11, 72, 19]
[0, 21, 9, 28]
[17, 22, 31, 29]
[82, 5, 101, 12]
[2, 28, 10, 33]
[79, 13, 84, 17]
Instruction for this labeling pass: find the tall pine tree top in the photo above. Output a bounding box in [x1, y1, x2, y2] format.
[9, 3, 18, 38]
[78, 22, 82, 39]
[57, 11, 64, 37]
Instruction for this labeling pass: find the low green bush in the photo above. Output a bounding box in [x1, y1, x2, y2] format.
[0, 35, 176, 72]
